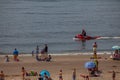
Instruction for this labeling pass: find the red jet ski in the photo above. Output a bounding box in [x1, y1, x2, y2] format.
[73, 34, 100, 41]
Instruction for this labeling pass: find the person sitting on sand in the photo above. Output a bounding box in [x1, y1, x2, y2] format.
[46, 55, 52, 62]
[80, 74, 89, 80]
[0, 70, 5, 80]
[44, 73, 49, 80]
[38, 74, 43, 80]
[89, 69, 100, 77]
[43, 73, 52, 80]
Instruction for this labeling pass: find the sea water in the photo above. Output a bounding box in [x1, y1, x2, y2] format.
[0, 0, 120, 54]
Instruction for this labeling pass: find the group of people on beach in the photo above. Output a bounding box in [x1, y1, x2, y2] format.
[4, 44, 52, 62]
[21, 67, 75, 80]
[4, 48, 19, 62]
[35, 44, 52, 62]
[0, 67, 117, 80]
[112, 49, 120, 60]
[1, 29, 119, 80]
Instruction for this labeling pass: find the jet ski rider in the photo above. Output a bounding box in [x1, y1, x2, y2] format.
[82, 29, 86, 37]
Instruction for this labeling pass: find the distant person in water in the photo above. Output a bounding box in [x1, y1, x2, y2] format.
[82, 29, 86, 36]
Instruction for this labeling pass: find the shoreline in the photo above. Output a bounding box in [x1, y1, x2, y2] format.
[0, 51, 112, 57]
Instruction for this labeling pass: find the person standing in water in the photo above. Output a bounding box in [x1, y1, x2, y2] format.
[44, 44, 48, 54]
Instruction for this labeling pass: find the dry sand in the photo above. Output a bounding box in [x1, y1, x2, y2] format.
[0, 53, 120, 80]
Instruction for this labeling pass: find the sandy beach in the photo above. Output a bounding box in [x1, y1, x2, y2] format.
[0, 53, 120, 80]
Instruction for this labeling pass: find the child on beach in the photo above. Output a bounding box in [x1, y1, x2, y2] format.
[72, 68, 76, 80]
[0, 70, 5, 80]
[108, 70, 118, 80]
[21, 67, 26, 80]
[5, 55, 9, 62]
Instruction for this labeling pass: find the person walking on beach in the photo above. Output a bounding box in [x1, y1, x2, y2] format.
[72, 68, 76, 80]
[13, 48, 19, 61]
[0, 70, 5, 80]
[93, 42, 97, 53]
[94, 59, 99, 71]
[93, 42, 98, 59]
[112, 70, 116, 80]
[59, 69, 63, 80]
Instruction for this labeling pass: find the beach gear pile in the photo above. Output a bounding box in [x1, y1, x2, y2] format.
[26, 71, 38, 76]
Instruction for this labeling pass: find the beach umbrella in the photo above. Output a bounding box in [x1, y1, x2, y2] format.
[112, 46, 120, 50]
[85, 61, 95, 69]
[40, 70, 50, 77]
